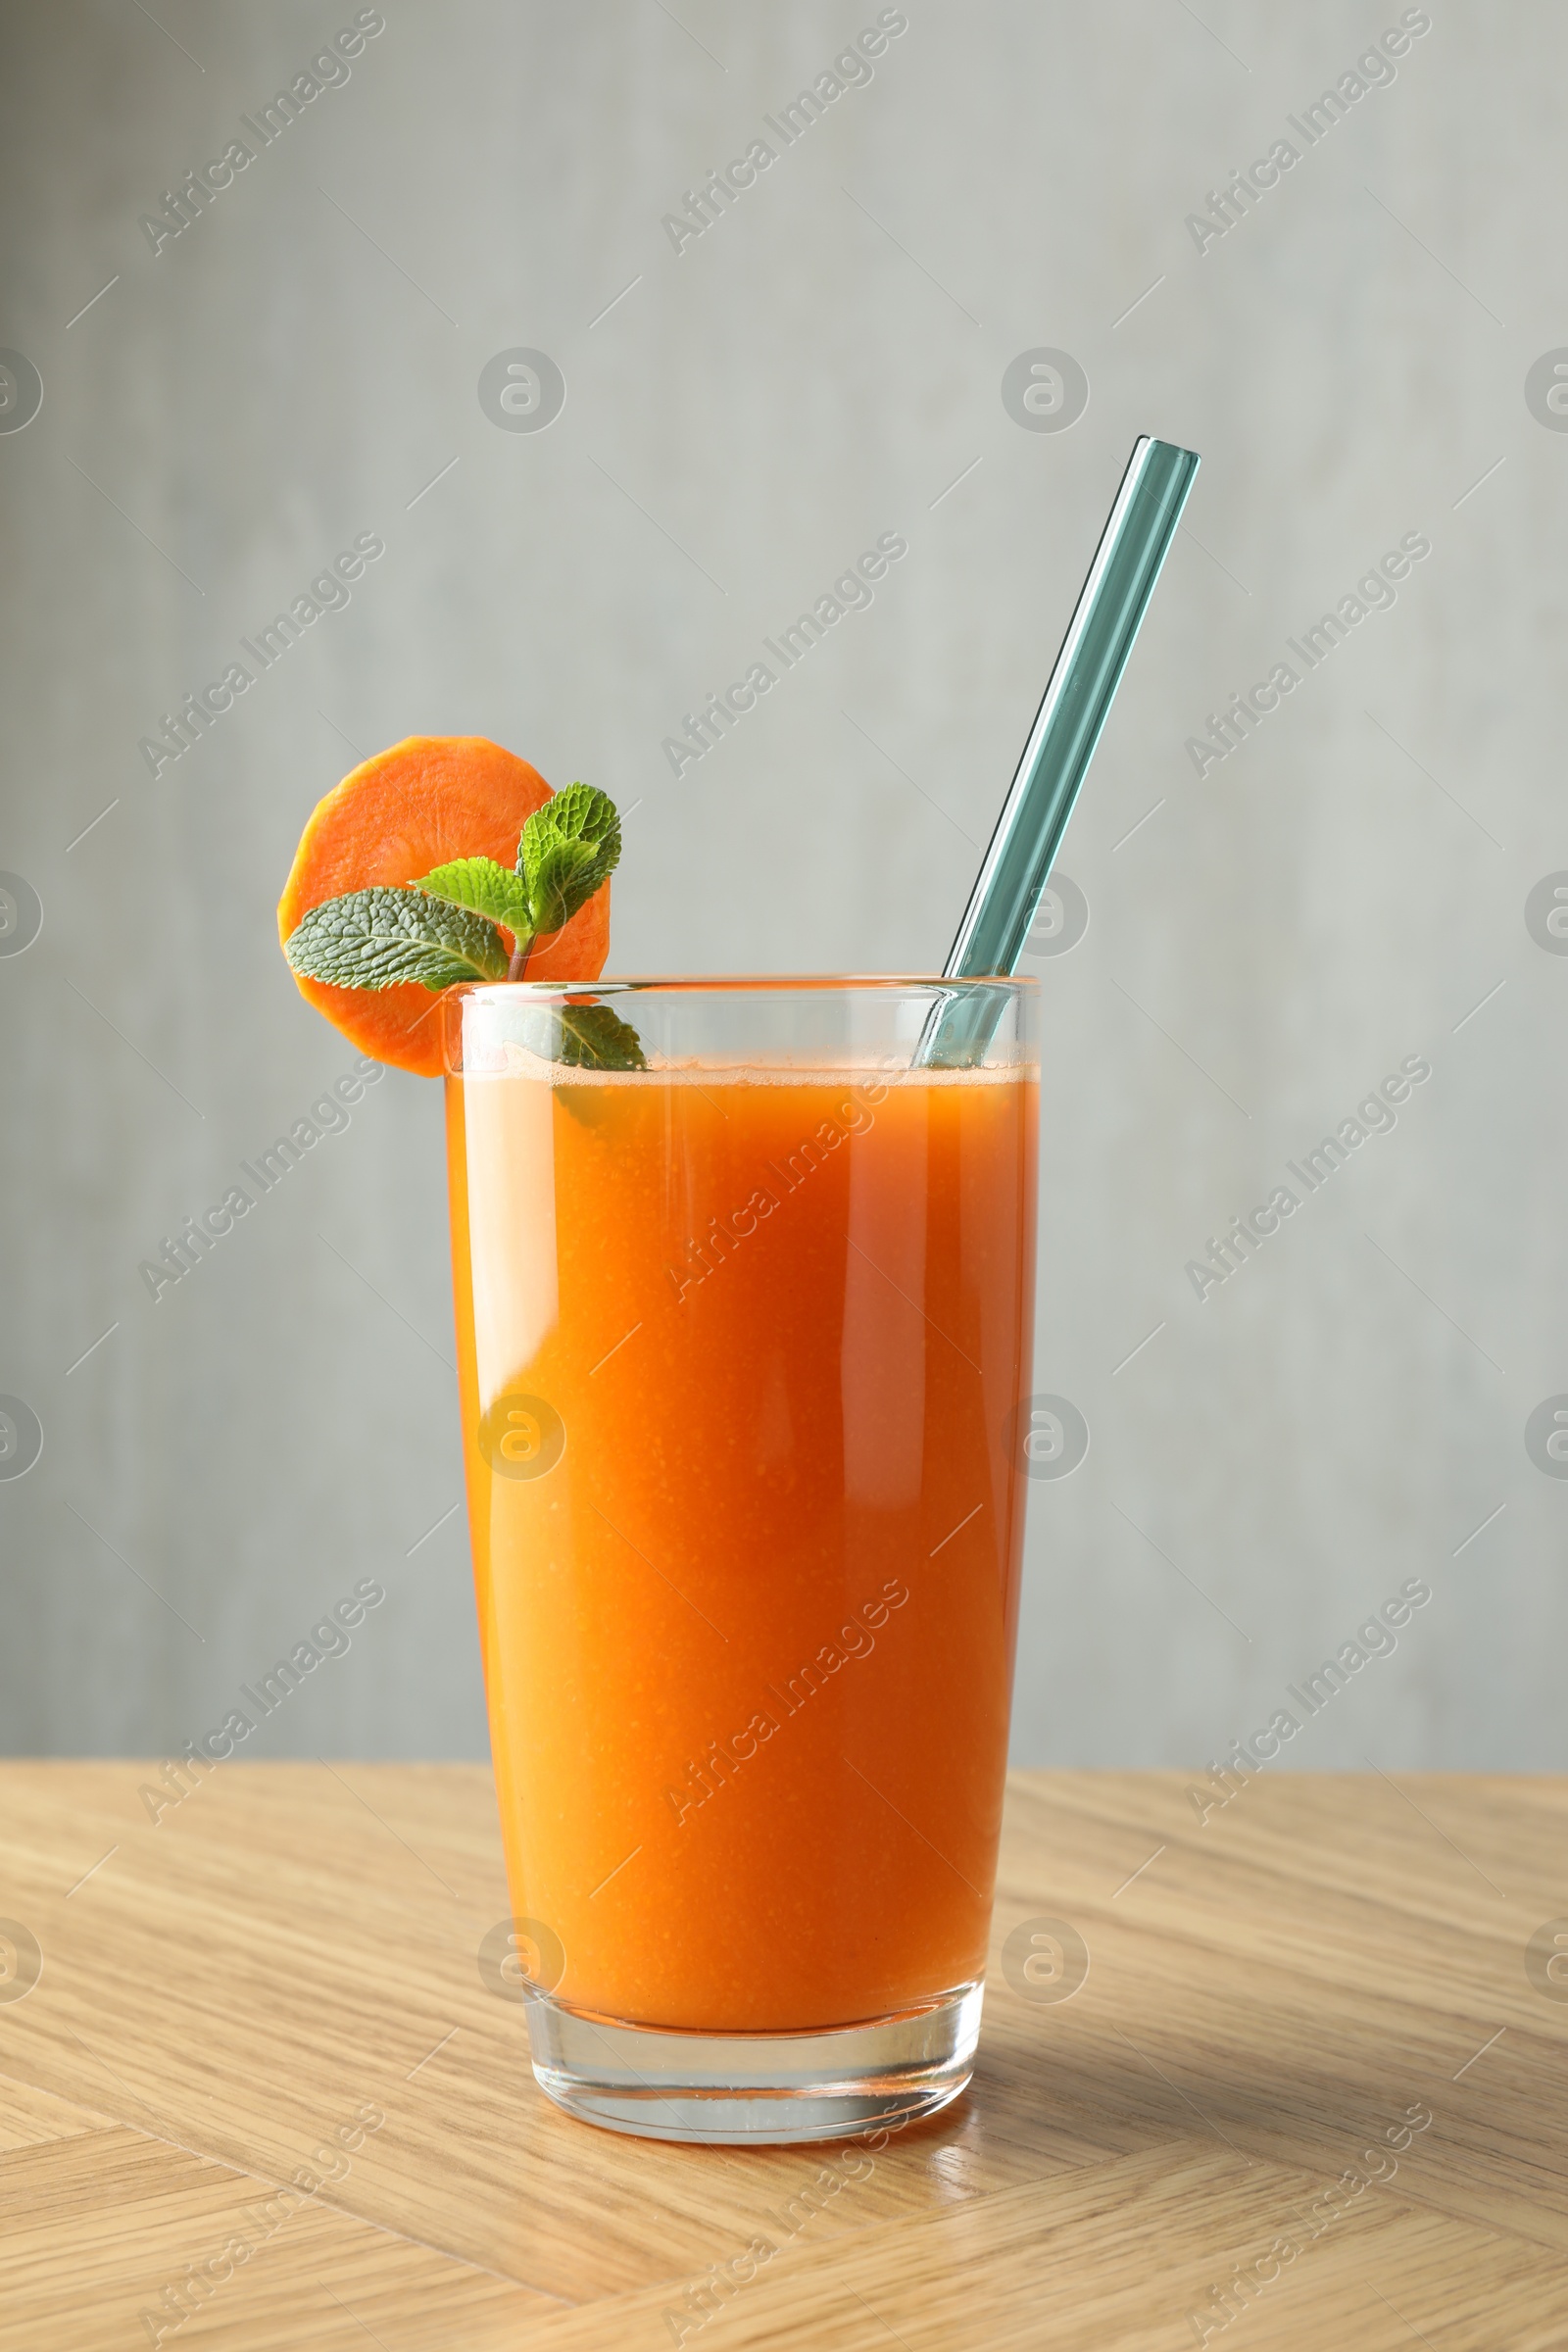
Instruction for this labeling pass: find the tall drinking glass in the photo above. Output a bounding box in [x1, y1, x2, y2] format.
[444, 976, 1039, 2142]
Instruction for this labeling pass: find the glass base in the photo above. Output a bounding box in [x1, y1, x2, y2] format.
[524, 1981, 983, 2144]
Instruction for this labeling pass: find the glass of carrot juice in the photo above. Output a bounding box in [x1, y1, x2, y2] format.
[444, 975, 1039, 2142]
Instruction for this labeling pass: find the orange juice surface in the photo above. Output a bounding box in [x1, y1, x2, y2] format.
[447, 1060, 1038, 2033]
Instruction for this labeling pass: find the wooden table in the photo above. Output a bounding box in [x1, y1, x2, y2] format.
[1, 1766, 1563, 2349]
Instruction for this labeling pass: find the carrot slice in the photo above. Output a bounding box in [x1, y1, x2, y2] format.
[277, 736, 612, 1076]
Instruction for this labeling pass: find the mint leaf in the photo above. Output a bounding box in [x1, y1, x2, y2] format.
[519, 1001, 647, 1072]
[559, 1003, 647, 1069]
[285, 887, 510, 992]
[414, 857, 535, 938]
[517, 783, 621, 938]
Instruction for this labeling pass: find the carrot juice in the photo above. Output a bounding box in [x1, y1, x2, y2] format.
[445, 981, 1038, 2083]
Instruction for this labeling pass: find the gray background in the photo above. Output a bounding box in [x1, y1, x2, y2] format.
[1, 0, 1562, 1774]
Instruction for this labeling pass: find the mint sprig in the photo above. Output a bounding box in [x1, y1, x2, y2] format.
[284, 886, 510, 992]
[285, 781, 626, 992]
[516, 783, 621, 940]
[284, 782, 643, 1070]
[407, 789, 622, 953]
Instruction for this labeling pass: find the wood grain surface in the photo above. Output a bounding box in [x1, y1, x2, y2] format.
[0, 1765, 1563, 2349]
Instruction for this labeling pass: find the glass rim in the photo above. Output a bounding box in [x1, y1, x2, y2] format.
[451, 972, 1039, 1000]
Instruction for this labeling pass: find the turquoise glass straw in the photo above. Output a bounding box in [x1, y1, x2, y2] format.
[918, 435, 1199, 1063]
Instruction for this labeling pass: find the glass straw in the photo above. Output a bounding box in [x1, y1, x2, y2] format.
[917, 434, 1199, 1064]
